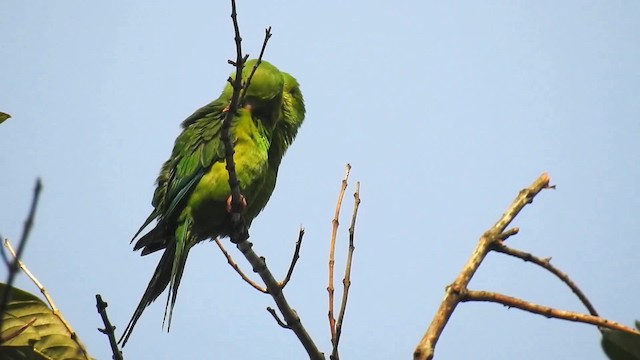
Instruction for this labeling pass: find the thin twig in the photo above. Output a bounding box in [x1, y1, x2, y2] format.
[215, 238, 266, 293]
[331, 182, 361, 360]
[328, 164, 351, 351]
[267, 307, 290, 329]
[492, 242, 599, 316]
[239, 27, 273, 103]
[95, 294, 123, 360]
[0, 178, 42, 340]
[414, 173, 552, 360]
[0, 239, 9, 267]
[499, 227, 519, 241]
[4, 239, 57, 311]
[461, 289, 639, 335]
[280, 228, 304, 289]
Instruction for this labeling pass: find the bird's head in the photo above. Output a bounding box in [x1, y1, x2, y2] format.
[228, 59, 284, 129]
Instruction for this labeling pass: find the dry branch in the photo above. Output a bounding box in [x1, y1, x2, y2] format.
[461, 289, 640, 335]
[328, 164, 351, 358]
[331, 181, 361, 360]
[413, 173, 551, 360]
[492, 242, 599, 316]
[280, 228, 304, 289]
[215, 238, 266, 293]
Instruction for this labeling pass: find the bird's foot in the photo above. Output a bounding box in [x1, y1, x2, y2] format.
[226, 194, 247, 213]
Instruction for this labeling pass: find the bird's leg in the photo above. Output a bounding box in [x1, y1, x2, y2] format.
[223, 102, 252, 114]
[226, 194, 247, 213]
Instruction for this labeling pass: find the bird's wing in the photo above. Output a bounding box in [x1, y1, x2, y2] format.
[131, 98, 229, 248]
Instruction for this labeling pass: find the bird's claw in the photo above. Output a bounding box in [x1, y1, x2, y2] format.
[226, 195, 247, 213]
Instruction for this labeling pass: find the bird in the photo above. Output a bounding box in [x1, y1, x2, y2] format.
[119, 59, 303, 346]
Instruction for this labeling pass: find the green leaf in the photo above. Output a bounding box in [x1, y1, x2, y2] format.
[601, 322, 640, 360]
[0, 112, 10, 124]
[0, 283, 93, 360]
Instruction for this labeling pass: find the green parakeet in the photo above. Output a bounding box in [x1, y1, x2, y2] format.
[243, 72, 306, 222]
[120, 60, 285, 346]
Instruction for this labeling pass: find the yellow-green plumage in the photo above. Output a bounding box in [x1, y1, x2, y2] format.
[244, 72, 306, 222]
[120, 60, 285, 346]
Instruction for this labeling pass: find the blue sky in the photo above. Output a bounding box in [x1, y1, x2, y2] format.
[1, 1, 639, 359]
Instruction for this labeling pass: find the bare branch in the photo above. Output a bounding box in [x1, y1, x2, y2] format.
[414, 173, 552, 360]
[236, 240, 324, 359]
[267, 307, 290, 329]
[239, 27, 273, 103]
[328, 164, 351, 353]
[280, 228, 304, 289]
[492, 242, 599, 316]
[332, 181, 361, 360]
[462, 289, 638, 335]
[215, 238, 266, 293]
[499, 227, 519, 241]
[95, 294, 123, 360]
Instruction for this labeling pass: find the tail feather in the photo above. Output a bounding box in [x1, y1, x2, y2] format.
[121, 219, 196, 346]
[119, 243, 174, 346]
[130, 209, 159, 245]
[163, 219, 192, 331]
[133, 223, 168, 255]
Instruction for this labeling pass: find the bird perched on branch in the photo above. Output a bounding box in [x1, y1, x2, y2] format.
[120, 59, 305, 346]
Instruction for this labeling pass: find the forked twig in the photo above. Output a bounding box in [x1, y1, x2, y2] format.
[492, 242, 599, 316]
[328, 164, 351, 350]
[95, 294, 123, 360]
[414, 173, 552, 360]
[239, 27, 273, 103]
[331, 182, 361, 360]
[236, 240, 322, 359]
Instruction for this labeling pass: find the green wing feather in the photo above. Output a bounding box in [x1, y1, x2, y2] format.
[131, 98, 227, 255]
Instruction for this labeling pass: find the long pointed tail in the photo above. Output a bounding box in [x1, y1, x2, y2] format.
[163, 219, 193, 331]
[119, 243, 175, 346]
